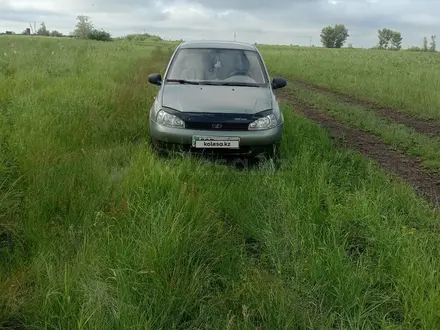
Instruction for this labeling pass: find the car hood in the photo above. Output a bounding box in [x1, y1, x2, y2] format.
[161, 84, 273, 114]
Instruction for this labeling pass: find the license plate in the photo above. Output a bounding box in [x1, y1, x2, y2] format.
[192, 136, 240, 149]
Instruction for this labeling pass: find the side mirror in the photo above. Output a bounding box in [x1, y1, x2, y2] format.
[148, 73, 162, 86]
[271, 77, 287, 90]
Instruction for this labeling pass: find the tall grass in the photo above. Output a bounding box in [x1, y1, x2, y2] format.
[291, 87, 440, 173]
[1, 37, 440, 329]
[260, 46, 440, 121]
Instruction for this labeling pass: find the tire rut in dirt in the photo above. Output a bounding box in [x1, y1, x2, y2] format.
[281, 96, 440, 209]
[290, 80, 440, 138]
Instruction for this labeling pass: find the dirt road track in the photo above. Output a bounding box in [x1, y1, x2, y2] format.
[291, 80, 440, 138]
[279, 95, 440, 209]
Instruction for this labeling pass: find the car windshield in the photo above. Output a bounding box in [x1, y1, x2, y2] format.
[165, 48, 268, 86]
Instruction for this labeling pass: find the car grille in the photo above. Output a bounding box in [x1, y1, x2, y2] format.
[185, 122, 249, 131]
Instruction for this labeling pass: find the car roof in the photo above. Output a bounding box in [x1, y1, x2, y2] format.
[178, 40, 258, 51]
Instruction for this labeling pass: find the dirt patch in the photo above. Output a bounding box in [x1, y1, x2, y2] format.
[291, 80, 440, 138]
[279, 95, 440, 209]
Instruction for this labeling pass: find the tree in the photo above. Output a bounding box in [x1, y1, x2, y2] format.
[423, 36, 429, 51]
[334, 24, 349, 48]
[391, 31, 402, 50]
[73, 15, 94, 38]
[377, 28, 402, 50]
[50, 30, 63, 37]
[87, 29, 112, 41]
[37, 22, 50, 36]
[377, 28, 393, 49]
[320, 26, 335, 48]
[320, 24, 349, 48]
[72, 15, 112, 41]
[430, 35, 436, 52]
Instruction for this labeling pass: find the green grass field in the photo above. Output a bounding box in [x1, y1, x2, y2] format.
[261, 46, 440, 121]
[2, 36, 440, 329]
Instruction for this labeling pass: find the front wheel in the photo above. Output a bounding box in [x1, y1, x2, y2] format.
[256, 143, 282, 169]
[149, 137, 169, 158]
[267, 143, 281, 160]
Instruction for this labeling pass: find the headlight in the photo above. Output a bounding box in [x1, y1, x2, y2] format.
[156, 110, 185, 128]
[248, 113, 277, 130]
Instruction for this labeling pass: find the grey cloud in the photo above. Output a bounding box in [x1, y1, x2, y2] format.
[1, 0, 439, 48]
[189, 0, 320, 10]
[0, 10, 68, 23]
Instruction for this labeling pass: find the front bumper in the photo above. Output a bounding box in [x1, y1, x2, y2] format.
[149, 119, 283, 146]
[151, 139, 278, 156]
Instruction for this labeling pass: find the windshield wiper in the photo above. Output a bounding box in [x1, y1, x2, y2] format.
[166, 79, 200, 85]
[202, 81, 260, 87]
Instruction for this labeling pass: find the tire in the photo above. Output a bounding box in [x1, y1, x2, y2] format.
[268, 143, 282, 169]
[149, 137, 168, 158]
[268, 143, 281, 159]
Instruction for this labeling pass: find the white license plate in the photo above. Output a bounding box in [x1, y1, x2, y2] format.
[192, 136, 240, 149]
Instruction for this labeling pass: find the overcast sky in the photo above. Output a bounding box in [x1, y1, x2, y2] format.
[0, 0, 438, 48]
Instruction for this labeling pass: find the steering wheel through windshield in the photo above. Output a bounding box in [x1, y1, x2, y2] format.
[228, 70, 254, 79]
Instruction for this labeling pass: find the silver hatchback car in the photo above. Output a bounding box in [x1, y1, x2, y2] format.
[147, 40, 287, 158]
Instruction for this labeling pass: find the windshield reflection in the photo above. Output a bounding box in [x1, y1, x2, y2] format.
[165, 48, 268, 86]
